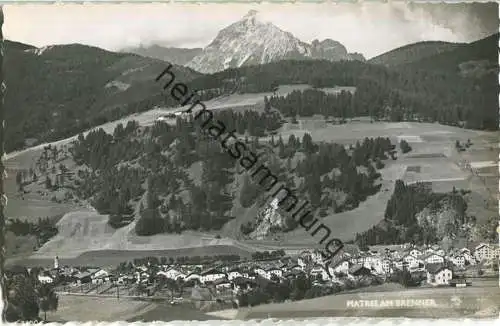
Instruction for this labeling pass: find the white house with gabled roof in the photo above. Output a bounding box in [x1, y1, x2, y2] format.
[450, 254, 466, 268]
[184, 272, 201, 282]
[394, 259, 404, 270]
[160, 268, 186, 280]
[423, 253, 444, 265]
[227, 268, 243, 281]
[310, 264, 330, 281]
[200, 268, 226, 283]
[409, 248, 423, 257]
[402, 254, 420, 268]
[254, 264, 282, 280]
[311, 250, 325, 265]
[456, 248, 475, 265]
[390, 250, 402, 260]
[458, 247, 471, 255]
[381, 259, 393, 273]
[38, 274, 54, 284]
[474, 243, 495, 261]
[329, 259, 349, 275]
[426, 265, 453, 286]
[434, 249, 445, 256]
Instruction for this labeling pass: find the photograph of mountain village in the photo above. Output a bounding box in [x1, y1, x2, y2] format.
[1, 2, 499, 323]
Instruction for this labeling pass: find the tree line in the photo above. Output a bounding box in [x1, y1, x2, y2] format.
[7, 217, 58, 245]
[237, 272, 384, 308]
[5, 267, 59, 322]
[188, 59, 497, 130]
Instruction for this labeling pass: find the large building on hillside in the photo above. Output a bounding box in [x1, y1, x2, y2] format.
[474, 243, 497, 261]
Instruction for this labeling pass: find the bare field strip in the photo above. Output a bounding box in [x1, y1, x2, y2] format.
[128, 303, 226, 322]
[4, 197, 75, 221]
[405, 177, 468, 184]
[469, 161, 497, 169]
[270, 122, 482, 146]
[430, 180, 472, 193]
[402, 161, 468, 185]
[46, 295, 156, 322]
[396, 135, 424, 143]
[406, 153, 447, 159]
[4, 166, 81, 222]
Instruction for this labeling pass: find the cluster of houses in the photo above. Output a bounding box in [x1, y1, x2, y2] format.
[33, 242, 499, 296]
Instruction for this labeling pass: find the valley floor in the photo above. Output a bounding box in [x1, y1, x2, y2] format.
[237, 278, 500, 319]
[44, 278, 500, 322]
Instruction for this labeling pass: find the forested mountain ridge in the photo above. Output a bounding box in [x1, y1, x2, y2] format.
[3, 40, 202, 152]
[186, 32, 498, 130]
[396, 33, 499, 130]
[21, 111, 398, 240]
[401, 33, 499, 75]
[368, 41, 463, 67]
[5, 33, 497, 154]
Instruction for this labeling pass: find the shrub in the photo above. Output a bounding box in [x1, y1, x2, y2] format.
[399, 140, 412, 154]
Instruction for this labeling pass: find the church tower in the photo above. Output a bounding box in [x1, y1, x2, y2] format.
[54, 255, 59, 269]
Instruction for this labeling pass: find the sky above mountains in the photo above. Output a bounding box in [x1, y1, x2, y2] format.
[4, 2, 498, 59]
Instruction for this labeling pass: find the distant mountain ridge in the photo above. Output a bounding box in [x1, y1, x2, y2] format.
[401, 33, 499, 76]
[122, 45, 202, 66]
[369, 41, 465, 67]
[6, 32, 497, 152]
[4, 40, 201, 152]
[369, 33, 499, 72]
[185, 10, 365, 73]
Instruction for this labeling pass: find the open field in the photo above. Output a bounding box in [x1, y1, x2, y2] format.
[128, 302, 226, 322]
[269, 120, 498, 243]
[3, 160, 80, 222]
[282, 160, 406, 243]
[237, 279, 500, 319]
[56, 279, 498, 322]
[44, 295, 156, 322]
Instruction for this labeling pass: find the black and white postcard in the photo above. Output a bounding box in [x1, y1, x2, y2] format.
[0, 2, 498, 323]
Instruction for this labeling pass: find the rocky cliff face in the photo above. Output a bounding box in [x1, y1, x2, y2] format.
[310, 39, 349, 60]
[249, 198, 287, 240]
[415, 195, 466, 239]
[186, 10, 365, 74]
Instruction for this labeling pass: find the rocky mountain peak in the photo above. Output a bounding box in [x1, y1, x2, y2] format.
[186, 11, 364, 73]
[242, 9, 259, 23]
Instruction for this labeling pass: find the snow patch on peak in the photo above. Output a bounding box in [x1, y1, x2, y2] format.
[25, 45, 54, 56]
[244, 9, 259, 19]
[241, 10, 263, 25]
